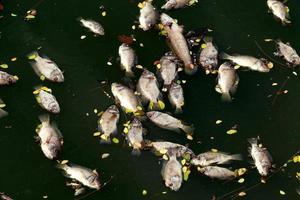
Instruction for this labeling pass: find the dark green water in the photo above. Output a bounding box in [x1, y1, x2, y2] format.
[0, 0, 300, 199]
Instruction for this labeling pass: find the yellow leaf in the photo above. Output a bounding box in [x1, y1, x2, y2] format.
[156, 64, 161, 69]
[112, 137, 119, 144]
[123, 127, 129, 134]
[158, 101, 165, 110]
[201, 43, 207, 49]
[236, 168, 247, 176]
[264, 39, 273, 42]
[93, 132, 101, 136]
[187, 134, 193, 140]
[0, 104, 6, 108]
[137, 106, 143, 111]
[182, 166, 188, 173]
[238, 192, 246, 197]
[101, 11, 106, 16]
[101, 153, 110, 159]
[279, 190, 286, 195]
[215, 120, 222, 124]
[238, 178, 245, 183]
[226, 129, 237, 135]
[142, 190, 147, 196]
[234, 65, 241, 70]
[181, 159, 186, 165]
[159, 149, 168, 155]
[0, 64, 8, 69]
[267, 62, 274, 69]
[293, 155, 300, 163]
[138, 2, 144, 9]
[162, 154, 168, 160]
[40, 75, 46, 81]
[211, 148, 218, 153]
[61, 160, 69, 164]
[28, 53, 37, 60]
[10, 57, 17, 62]
[183, 169, 191, 181]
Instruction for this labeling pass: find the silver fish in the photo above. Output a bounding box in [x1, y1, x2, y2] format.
[0, 71, 18, 86]
[57, 163, 101, 190]
[119, 43, 137, 77]
[157, 54, 178, 88]
[267, 0, 291, 25]
[220, 52, 270, 72]
[199, 37, 218, 73]
[79, 18, 105, 35]
[160, 13, 196, 75]
[29, 51, 64, 82]
[34, 86, 60, 113]
[168, 82, 184, 114]
[248, 137, 273, 176]
[161, 153, 183, 191]
[147, 111, 194, 137]
[161, 0, 190, 10]
[126, 118, 144, 156]
[275, 40, 300, 67]
[111, 83, 142, 114]
[137, 69, 164, 110]
[147, 141, 194, 158]
[37, 114, 63, 160]
[191, 151, 242, 167]
[98, 105, 119, 144]
[215, 62, 239, 102]
[0, 98, 8, 119]
[198, 166, 237, 180]
[139, 1, 158, 31]
[0, 192, 13, 200]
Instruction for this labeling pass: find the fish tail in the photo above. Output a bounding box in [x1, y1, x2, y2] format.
[0, 108, 8, 119]
[174, 106, 183, 114]
[131, 148, 141, 156]
[230, 154, 243, 161]
[247, 137, 258, 145]
[77, 16, 83, 22]
[56, 163, 68, 171]
[38, 114, 50, 124]
[184, 63, 198, 75]
[219, 52, 231, 60]
[180, 123, 195, 136]
[221, 92, 232, 102]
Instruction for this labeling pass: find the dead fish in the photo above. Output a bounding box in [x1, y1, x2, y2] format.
[168, 82, 184, 114]
[57, 163, 101, 190]
[146, 141, 194, 158]
[275, 39, 300, 67]
[199, 36, 218, 73]
[0, 98, 8, 119]
[215, 62, 239, 102]
[191, 151, 242, 167]
[161, 0, 190, 10]
[198, 166, 237, 180]
[79, 17, 105, 35]
[267, 0, 291, 25]
[0, 192, 13, 200]
[161, 152, 183, 191]
[157, 54, 178, 89]
[248, 137, 273, 176]
[139, 1, 158, 31]
[33, 86, 60, 113]
[119, 43, 137, 77]
[0, 70, 18, 86]
[28, 51, 64, 82]
[111, 83, 143, 114]
[160, 13, 196, 75]
[147, 111, 194, 137]
[126, 118, 144, 156]
[220, 52, 270, 72]
[137, 69, 165, 110]
[98, 105, 119, 144]
[36, 114, 63, 160]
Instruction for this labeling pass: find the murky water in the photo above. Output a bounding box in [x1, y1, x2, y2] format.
[0, 0, 300, 199]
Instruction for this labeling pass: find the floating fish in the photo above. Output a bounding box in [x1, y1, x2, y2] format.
[126, 118, 144, 156]
[98, 105, 119, 144]
[199, 36, 218, 73]
[168, 82, 184, 114]
[191, 151, 242, 167]
[0, 98, 8, 119]
[267, 0, 291, 25]
[275, 39, 300, 67]
[157, 54, 178, 89]
[161, 0, 191, 10]
[146, 141, 194, 158]
[198, 166, 237, 180]
[33, 86, 60, 113]
[139, 1, 158, 31]
[119, 43, 137, 77]
[79, 17, 105, 35]
[0, 70, 18, 86]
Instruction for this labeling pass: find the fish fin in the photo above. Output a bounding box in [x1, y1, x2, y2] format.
[180, 123, 194, 136]
[230, 75, 239, 94]
[174, 106, 183, 114]
[283, 19, 291, 25]
[215, 85, 222, 93]
[0, 108, 8, 118]
[203, 36, 213, 43]
[229, 154, 243, 162]
[131, 148, 141, 156]
[219, 52, 231, 60]
[38, 114, 50, 124]
[30, 61, 43, 77]
[221, 92, 232, 102]
[184, 63, 198, 75]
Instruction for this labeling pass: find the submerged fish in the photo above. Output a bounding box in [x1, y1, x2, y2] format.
[147, 111, 194, 137]
[161, 0, 190, 10]
[168, 82, 184, 114]
[57, 163, 101, 190]
[275, 40, 300, 67]
[199, 36, 218, 73]
[215, 62, 239, 102]
[126, 118, 144, 156]
[147, 141, 194, 158]
[137, 69, 164, 110]
[119, 43, 137, 77]
[160, 13, 196, 75]
[28, 51, 64, 82]
[98, 105, 119, 144]
[33, 86, 60, 113]
[0, 98, 8, 119]
[198, 166, 237, 180]
[111, 83, 142, 114]
[36, 114, 63, 160]
[191, 151, 242, 167]
[157, 54, 178, 88]
[0, 70, 18, 86]
[248, 137, 273, 176]
[267, 0, 291, 25]
[79, 17, 105, 35]
[161, 152, 183, 191]
[220, 52, 270, 72]
[139, 1, 158, 31]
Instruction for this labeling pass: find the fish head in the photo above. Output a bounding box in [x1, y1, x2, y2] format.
[146, 111, 157, 119]
[87, 174, 101, 190]
[142, 69, 155, 80]
[41, 143, 60, 160]
[132, 117, 142, 127]
[107, 105, 119, 115]
[119, 43, 130, 53]
[160, 13, 174, 26]
[49, 102, 60, 114]
[257, 59, 271, 72]
[161, 0, 177, 10]
[165, 175, 182, 191]
[50, 70, 64, 82]
[111, 83, 123, 95]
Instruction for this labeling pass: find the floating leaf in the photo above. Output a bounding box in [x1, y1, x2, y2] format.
[11, 13, 17, 17]
[93, 132, 101, 136]
[215, 120, 222, 124]
[131, 25, 136, 30]
[264, 39, 273, 42]
[138, 2, 144, 9]
[142, 190, 147, 196]
[28, 53, 37, 60]
[10, 57, 17, 62]
[61, 160, 69, 164]
[0, 64, 8, 69]
[25, 14, 35, 19]
[101, 153, 110, 159]
[293, 155, 300, 163]
[211, 148, 218, 153]
[137, 106, 143, 111]
[43, 195, 48, 199]
[80, 35, 86, 39]
[234, 65, 241, 70]
[158, 101, 165, 110]
[159, 149, 168, 155]
[183, 169, 191, 181]
[112, 137, 119, 144]
[101, 11, 106, 16]
[238, 178, 245, 183]
[123, 127, 129, 134]
[181, 159, 186, 165]
[40, 75, 46, 81]
[279, 190, 286, 195]
[226, 129, 237, 135]
[0, 103, 6, 108]
[156, 63, 161, 69]
[136, 65, 143, 69]
[267, 62, 274, 69]
[187, 134, 193, 140]
[238, 192, 246, 197]
[182, 166, 188, 173]
[182, 153, 191, 161]
[236, 168, 247, 176]
[293, 71, 298, 76]
[272, 83, 278, 86]
[162, 154, 168, 160]
[139, 43, 144, 47]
